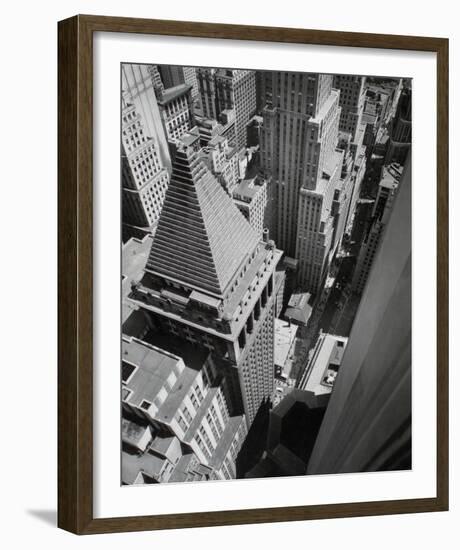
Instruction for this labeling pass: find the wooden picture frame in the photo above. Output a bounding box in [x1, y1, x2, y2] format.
[58, 14, 449, 534]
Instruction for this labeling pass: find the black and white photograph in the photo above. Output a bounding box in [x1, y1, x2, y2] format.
[120, 64, 412, 485]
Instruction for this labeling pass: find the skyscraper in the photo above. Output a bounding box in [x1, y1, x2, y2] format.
[215, 70, 256, 149]
[147, 64, 165, 97]
[196, 68, 218, 119]
[121, 75, 170, 238]
[157, 84, 194, 144]
[385, 86, 412, 165]
[197, 69, 256, 149]
[260, 72, 343, 292]
[352, 163, 403, 294]
[121, 64, 171, 172]
[333, 75, 366, 142]
[307, 155, 411, 474]
[128, 145, 283, 427]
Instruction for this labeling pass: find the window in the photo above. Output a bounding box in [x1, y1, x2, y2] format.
[122, 361, 136, 383]
[140, 400, 152, 410]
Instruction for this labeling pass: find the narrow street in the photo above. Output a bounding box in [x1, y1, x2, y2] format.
[291, 199, 375, 385]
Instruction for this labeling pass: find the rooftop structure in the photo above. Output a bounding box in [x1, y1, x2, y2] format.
[298, 333, 348, 407]
[274, 319, 298, 383]
[147, 148, 260, 296]
[284, 292, 313, 326]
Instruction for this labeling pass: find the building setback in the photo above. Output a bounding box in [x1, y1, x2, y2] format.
[260, 72, 343, 294]
[128, 146, 283, 427]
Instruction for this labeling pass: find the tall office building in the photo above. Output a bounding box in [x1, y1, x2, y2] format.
[385, 86, 412, 166]
[197, 69, 256, 149]
[147, 64, 165, 97]
[128, 145, 283, 427]
[335, 131, 367, 235]
[333, 75, 366, 142]
[157, 84, 194, 144]
[295, 147, 343, 293]
[308, 155, 411, 474]
[122, 64, 171, 172]
[352, 163, 403, 294]
[121, 74, 170, 237]
[197, 68, 218, 119]
[260, 72, 343, 293]
[215, 70, 256, 149]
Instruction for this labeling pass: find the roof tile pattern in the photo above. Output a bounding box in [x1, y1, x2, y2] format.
[147, 148, 259, 295]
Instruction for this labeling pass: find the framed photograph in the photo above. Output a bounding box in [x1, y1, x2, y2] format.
[58, 15, 449, 534]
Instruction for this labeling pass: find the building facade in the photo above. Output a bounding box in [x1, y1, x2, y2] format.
[197, 68, 256, 149]
[385, 86, 412, 166]
[333, 75, 366, 142]
[121, 64, 172, 173]
[157, 83, 194, 145]
[308, 155, 411, 474]
[121, 86, 170, 236]
[197, 68, 218, 119]
[232, 176, 268, 237]
[260, 72, 344, 294]
[352, 163, 402, 294]
[198, 134, 240, 194]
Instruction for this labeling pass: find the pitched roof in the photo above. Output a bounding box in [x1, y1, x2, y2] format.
[146, 147, 259, 296]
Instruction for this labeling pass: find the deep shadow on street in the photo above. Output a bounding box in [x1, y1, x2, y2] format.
[236, 399, 271, 478]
